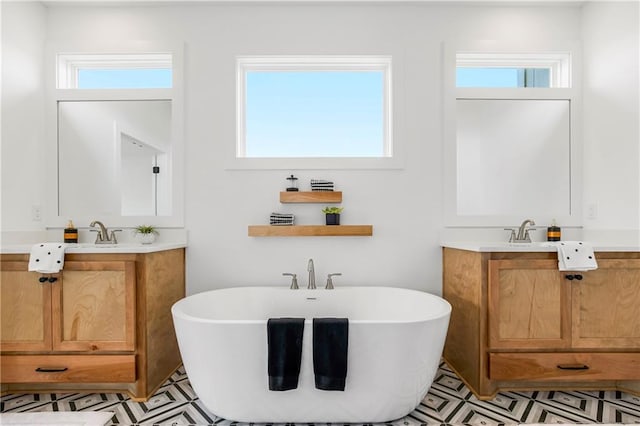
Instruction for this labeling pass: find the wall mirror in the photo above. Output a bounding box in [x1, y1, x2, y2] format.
[46, 41, 184, 228]
[456, 99, 571, 217]
[442, 41, 581, 227]
[58, 100, 172, 218]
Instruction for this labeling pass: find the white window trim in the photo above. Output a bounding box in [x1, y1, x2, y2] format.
[442, 41, 582, 228]
[57, 53, 173, 89]
[232, 55, 399, 170]
[46, 41, 185, 228]
[456, 52, 572, 88]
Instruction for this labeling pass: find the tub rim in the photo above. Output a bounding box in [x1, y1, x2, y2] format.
[171, 285, 452, 325]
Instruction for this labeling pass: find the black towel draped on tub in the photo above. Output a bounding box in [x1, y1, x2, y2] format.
[267, 317, 349, 392]
[313, 318, 349, 391]
[267, 318, 305, 391]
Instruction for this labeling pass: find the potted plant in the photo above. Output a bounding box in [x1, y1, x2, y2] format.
[322, 206, 343, 226]
[134, 225, 158, 244]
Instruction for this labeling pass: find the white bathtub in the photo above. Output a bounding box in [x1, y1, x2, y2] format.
[171, 286, 451, 423]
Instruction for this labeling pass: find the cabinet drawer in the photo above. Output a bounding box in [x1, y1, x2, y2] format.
[489, 352, 640, 381]
[1, 355, 136, 383]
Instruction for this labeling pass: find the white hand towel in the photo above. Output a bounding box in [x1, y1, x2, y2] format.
[557, 241, 598, 272]
[28, 243, 69, 274]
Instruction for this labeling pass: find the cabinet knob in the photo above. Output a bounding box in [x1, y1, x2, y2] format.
[564, 274, 584, 281]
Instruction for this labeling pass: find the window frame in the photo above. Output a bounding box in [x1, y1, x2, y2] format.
[442, 41, 582, 228]
[233, 56, 398, 169]
[45, 41, 185, 228]
[456, 52, 571, 88]
[57, 53, 173, 89]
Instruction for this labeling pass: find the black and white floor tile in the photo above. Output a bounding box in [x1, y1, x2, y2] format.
[2, 362, 640, 425]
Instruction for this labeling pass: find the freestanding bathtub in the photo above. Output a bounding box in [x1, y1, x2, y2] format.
[171, 286, 451, 423]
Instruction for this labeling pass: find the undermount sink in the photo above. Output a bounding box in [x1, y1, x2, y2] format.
[487, 241, 559, 252]
[68, 243, 133, 249]
[71, 243, 114, 248]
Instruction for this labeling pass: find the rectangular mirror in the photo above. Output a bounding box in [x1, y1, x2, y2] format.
[456, 99, 571, 217]
[57, 100, 172, 218]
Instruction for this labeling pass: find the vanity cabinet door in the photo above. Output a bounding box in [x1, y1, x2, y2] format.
[488, 259, 571, 350]
[571, 259, 640, 349]
[0, 262, 52, 351]
[52, 261, 136, 352]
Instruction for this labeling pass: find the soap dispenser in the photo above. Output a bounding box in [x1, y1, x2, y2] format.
[547, 219, 561, 242]
[64, 220, 78, 243]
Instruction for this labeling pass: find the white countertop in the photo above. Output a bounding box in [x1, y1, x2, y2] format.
[441, 241, 640, 252]
[1, 242, 187, 254]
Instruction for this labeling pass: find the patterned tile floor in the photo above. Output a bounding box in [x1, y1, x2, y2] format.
[2, 362, 640, 425]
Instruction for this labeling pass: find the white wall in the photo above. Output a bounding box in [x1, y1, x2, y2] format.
[1, 1, 47, 232]
[2, 2, 637, 296]
[582, 1, 640, 245]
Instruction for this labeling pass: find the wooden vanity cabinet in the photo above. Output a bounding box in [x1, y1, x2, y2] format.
[1, 260, 135, 353]
[443, 248, 640, 399]
[1, 263, 52, 352]
[0, 248, 185, 401]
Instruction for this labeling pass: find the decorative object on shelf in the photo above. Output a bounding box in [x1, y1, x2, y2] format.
[134, 224, 158, 244]
[270, 212, 295, 226]
[286, 174, 299, 192]
[322, 206, 343, 226]
[311, 179, 334, 192]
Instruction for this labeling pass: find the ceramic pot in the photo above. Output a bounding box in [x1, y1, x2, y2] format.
[137, 233, 156, 244]
[325, 213, 340, 226]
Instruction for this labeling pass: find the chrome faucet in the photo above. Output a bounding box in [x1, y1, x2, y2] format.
[283, 273, 299, 290]
[513, 219, 536, 243]
[89, 220, 121, 244]
[326, 273, 341, 289]
[307, 259, 316, 289]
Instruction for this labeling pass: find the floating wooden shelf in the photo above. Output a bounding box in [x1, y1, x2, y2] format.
[279, 191, 342, 203]
[248, 225, 372, 237]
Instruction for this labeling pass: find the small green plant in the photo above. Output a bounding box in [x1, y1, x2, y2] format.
[322, 206, 344, 214]
[134, 225, 158, 235]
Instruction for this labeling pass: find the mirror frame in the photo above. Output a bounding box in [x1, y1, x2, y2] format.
[442, 40, 583, 227]
[45, 41, 184, 228]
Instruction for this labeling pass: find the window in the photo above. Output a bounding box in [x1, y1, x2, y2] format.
[457, 67, 550, 88]
[57, 53, 172, 89]
[456, 53, 570, 88]
[237, 56, 392, 158]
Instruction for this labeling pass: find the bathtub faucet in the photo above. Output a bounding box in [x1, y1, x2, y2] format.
[283, 273, 299, 290]
[307, 258, 316, 289]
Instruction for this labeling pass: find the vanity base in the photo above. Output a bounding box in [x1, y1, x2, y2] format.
[445, 357, 640, 400]
[442, 247, 640, 401]
[0, 249, 185, 402]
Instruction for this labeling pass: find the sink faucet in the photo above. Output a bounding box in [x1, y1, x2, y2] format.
[514, 219, 536, 243]
[89, 220, 121, 244]
[307, 259, 316, 289]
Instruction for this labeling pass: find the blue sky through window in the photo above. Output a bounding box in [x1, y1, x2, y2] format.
[457, 67, 551, 88]
[77, 69, 172, 89]
[245, 71, 384, 157]
[456, 68, 520, 88]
